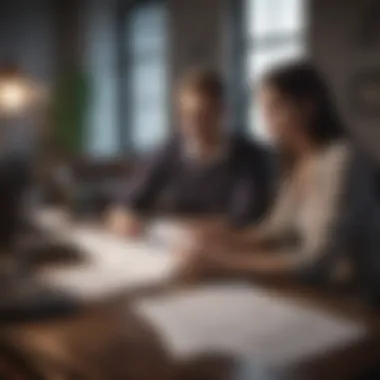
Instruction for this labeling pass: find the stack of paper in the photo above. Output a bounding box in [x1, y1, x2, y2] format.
[135, 283, 367, 371]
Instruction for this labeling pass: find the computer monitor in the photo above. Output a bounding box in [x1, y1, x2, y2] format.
[0, 156, 30, 248]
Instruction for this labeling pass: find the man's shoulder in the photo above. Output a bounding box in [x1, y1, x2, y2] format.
[230, 134, 271, 160]
[144, 136, 180, 162]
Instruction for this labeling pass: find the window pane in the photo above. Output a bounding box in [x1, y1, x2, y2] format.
[130, 64, 166, 101]
[130, 64, 168, 151]
[85, 3, 119, 157]
[247, 0, 306, 38]
[128, 3, 168, 153]
[129, 5, 166, 53]
[248, 41, 305, 84]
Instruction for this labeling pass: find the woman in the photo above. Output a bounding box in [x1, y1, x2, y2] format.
[182, 61, 380, 290]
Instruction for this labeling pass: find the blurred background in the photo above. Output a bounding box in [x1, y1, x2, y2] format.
[0, 0, 379, 176]
[1, 2, 380, 378]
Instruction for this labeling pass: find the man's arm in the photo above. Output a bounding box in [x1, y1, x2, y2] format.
[107, 140, 175, 236]
[126, 141, 176, 213]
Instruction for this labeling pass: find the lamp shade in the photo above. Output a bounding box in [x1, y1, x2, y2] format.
[0, 65, 44, 117]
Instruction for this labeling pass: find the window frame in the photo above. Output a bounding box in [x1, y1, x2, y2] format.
[116, 0, 169, 156]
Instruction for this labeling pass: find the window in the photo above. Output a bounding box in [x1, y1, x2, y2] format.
[245, 0, 308, 142]
[123, 1, 168, 154]
[85, 1, 120, 157]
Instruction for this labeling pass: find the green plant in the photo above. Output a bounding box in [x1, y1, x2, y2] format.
[52, 67, 91, 155]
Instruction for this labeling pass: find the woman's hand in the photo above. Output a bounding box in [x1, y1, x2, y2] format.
[191, 226, 259, 255]
[173, 240, 243, 284]
[173, 244, 214, 284]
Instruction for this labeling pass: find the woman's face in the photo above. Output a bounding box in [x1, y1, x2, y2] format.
[259, 84, 307, 149]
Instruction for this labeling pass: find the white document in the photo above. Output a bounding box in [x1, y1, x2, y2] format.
[34, 210, 180, 300]
[134, 283, 367, 371]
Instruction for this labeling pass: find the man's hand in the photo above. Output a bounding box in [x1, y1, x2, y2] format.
[106, 207, 143, 238]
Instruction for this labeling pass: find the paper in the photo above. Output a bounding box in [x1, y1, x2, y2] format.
[34, 210, 181, 300]
[40, 227, 179, 299]
[134, 283, 367, 370]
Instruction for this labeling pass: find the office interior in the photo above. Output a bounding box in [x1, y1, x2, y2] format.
[1, 0, 380, 379]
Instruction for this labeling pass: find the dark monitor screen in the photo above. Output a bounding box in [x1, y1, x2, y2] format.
[0, 156, 30, 248]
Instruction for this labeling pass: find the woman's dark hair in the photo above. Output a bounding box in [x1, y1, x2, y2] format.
[263, 61, 346, 146]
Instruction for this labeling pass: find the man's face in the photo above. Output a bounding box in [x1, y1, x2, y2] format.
[177, 90, 223, 143]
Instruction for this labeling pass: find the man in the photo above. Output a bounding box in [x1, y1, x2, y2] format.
[108, 68, 272, 236]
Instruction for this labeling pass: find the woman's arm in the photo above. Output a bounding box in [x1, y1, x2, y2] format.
[208, 245, 297, 274]
[187, 144, 366, 282]
[192, 186, 296, 249]
[193, 180, 296, 252]
[216, 251, 296, 274]
[175, 244, 297, 284]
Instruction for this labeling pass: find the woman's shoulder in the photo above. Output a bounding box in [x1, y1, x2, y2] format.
[319, 140, 376, 190]
[318, 140, 362, 173]
[312, 141, 358, 190]
[323, 139, 353, 160]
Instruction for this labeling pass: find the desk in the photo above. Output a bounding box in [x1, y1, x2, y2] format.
[1, 212, 380, 379]
[0, 210, 181, 323]
[3, 282, 380, 380]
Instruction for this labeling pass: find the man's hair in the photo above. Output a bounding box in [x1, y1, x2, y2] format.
[179, 68, 224, 102]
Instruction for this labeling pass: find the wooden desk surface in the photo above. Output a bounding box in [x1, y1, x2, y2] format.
[2, 280, 380, 380]
[2, 214, 380, 380]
